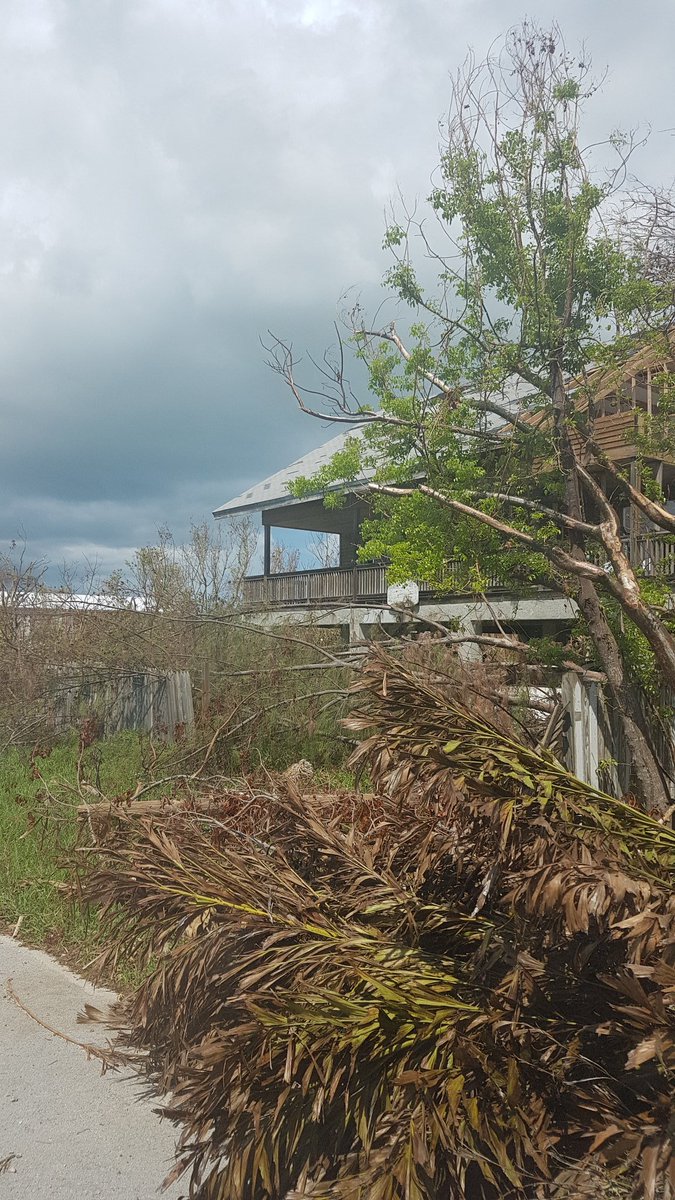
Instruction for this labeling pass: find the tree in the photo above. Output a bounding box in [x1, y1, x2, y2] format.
[270, 542, 301, 575]
[181, 517, 258, 612]
[270, 23, 675, 809]
[105, 517, 258, 615]
[309, 532, 341, 569]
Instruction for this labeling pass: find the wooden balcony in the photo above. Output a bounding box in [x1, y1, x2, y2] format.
[242, 562, 479, 607]
[634, 533, 675, 576]
[242, 534, 675, 609]
[243, 564, 389, 607]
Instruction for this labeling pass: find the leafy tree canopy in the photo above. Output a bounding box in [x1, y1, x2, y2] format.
[275, 22, 675, 805]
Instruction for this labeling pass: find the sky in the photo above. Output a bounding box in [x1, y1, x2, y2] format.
[1, 0, 673, 582]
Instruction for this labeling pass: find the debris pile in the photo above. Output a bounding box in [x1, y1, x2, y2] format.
[82, 648, 675, 1199]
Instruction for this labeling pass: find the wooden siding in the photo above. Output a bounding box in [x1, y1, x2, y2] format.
[589, 411, 637, 460]
[521, 351, 675, 466]
[567, 409, 671, 463]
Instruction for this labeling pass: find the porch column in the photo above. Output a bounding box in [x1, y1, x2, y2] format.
[263, 523, 271, 577]
[339, 505, 362, 568]
[348, 610, 368, 645]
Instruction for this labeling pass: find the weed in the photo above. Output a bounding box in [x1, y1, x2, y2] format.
[0, 732, 144, 967]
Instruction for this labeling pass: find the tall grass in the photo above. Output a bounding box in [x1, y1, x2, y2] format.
[0, 611, 353, 969]
[0, 732, 144, 956]
[0, 712, 352, 969]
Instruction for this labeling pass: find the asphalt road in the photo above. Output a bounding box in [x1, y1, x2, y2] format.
[0, 935, 184, 1199]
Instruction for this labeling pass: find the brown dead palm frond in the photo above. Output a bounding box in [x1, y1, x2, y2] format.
[78, 647, 675, 1199]
[347, 646, 675, 866]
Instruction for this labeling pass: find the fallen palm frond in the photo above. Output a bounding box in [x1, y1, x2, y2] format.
[79, 646, 675, 1199]
[6, 978, 129, 1071]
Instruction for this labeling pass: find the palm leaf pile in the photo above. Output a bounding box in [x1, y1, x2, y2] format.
[81, 647, 675, 1199]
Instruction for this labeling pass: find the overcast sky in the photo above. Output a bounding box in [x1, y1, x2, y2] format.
[1, 0, 673, 580]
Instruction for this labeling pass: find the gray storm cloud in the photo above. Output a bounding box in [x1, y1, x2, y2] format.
[0, 0, 672, 576]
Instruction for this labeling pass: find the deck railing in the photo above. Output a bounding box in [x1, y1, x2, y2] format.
[634, 533, 675, 576]
[243, 565, 388, 607]
[243, 559, 504, 608]
[242, 533, 675, 609]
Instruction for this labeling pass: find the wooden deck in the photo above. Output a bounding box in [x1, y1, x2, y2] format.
[241, 535, 672, 609]
[242, 534, 675, 608]
[243, 564, 390, 607]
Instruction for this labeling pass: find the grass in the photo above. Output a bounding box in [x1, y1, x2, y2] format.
[0, 728, 355, 979]
[0, 732, 146, 973]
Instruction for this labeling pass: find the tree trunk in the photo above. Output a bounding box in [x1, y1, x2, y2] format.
[600, 534, 675, 693]
[551, 363, 670, 811]
[575, 578, 670, 810]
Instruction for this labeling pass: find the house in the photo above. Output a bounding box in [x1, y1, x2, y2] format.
[213, 424, 583, 648]
[214, 349, 674, 648]
[214, 349, 675, 795]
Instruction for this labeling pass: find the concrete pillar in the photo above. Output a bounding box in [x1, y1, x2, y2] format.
[560, 672, 600, 788]
[456, 621, 483, 662]
[348, 609, 368, 645]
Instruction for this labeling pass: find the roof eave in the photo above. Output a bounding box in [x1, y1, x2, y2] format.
[213, 476, 373, 519]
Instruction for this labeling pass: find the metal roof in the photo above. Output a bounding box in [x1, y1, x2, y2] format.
[5, 591, 149, 611]
[213, 427, 369, 517]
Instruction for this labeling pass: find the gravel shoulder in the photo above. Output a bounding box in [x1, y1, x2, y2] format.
[0, 935, 183, 1199]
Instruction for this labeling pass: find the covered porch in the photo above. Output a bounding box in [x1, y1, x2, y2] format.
[214, 426, 675, 614]
[259, 494, 368, 577]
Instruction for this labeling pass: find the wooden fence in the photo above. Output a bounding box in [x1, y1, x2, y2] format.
[47, 670, 194, 740]
[561, 672, 675, 800]
[634, 533, 675, 576]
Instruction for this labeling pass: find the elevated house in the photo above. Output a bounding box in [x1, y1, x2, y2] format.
[214, 353, 675, 646]
[215, 349, 675, 793]
[214, 433, 577, 645]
